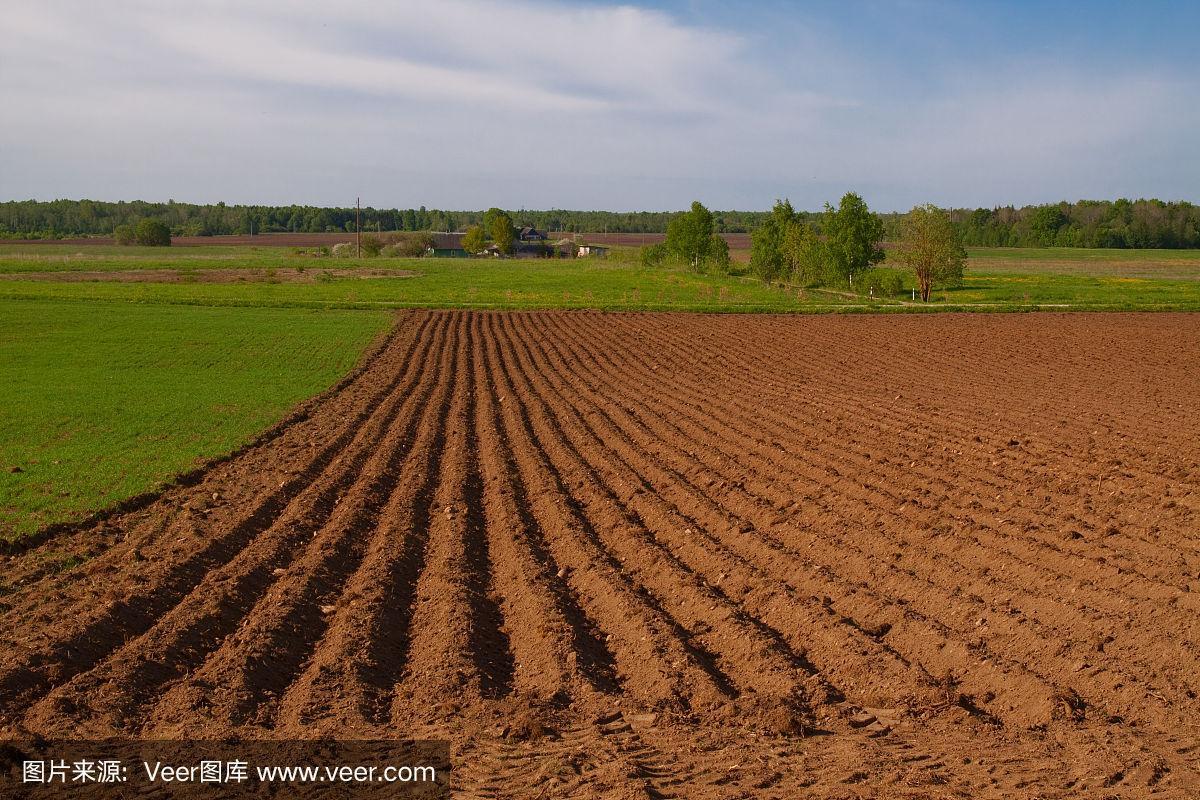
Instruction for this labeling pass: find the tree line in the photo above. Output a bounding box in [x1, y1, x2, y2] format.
[943, 199, 1200, 248]
[0, 200, 777, 239]
[651, 194, 963, 301]
[2, 197, 1198, 249]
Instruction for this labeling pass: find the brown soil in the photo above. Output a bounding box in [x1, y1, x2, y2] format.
[0, 268, 417, 283]
[1, 310, 1198, 798]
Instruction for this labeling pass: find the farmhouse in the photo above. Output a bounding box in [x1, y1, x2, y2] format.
[429, 231, 466, 257]
[518, 226, 546, 242]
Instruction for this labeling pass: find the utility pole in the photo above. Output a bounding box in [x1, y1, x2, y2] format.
[356, 197, 361, 258]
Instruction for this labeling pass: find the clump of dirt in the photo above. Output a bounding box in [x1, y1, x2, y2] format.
[493, 698, 557, 742]
[505, 708, 552, 742]
[712, 692, 815, 737]
[1052, 688, 1087, 722]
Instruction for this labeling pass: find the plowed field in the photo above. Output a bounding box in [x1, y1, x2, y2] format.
[2, 311, 1198, 798]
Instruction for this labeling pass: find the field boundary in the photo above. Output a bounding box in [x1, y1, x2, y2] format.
[3, 289, 1200, 315]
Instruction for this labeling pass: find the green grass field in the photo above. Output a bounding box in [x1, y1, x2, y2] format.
[0, 249, 859, 313]
[3, 244, 1200, 312]
[0, 300, 388, 539]
[0, 244, 292, 272]
[2, 242, 1199, 539]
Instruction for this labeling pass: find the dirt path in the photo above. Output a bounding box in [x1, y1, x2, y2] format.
[2, 310, 1198, 798]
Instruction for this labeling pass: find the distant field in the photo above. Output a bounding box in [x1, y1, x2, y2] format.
[0, 244, 294, 272]
[962, 247, 1200, 280]
[3, 243, 1200, 312]
[0, 300, 388, 538]
[0, 251, 859, 313]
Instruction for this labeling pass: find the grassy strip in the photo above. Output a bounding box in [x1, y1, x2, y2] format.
[5, 243, 1200, 272]
[0, 260, 855, 312]
[962, 247, 1200, 263]
[3, 244, 1200, 310]
[0, 244, 295, 272]
[0, 300, 389, 539]
[3, 269, 1200, 312]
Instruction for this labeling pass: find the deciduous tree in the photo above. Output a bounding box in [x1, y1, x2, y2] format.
[894, 204, 966, 301]
[749, 199, 797, 281]
[489, 210, 515, 255]
[823, 192, 883, 284]
[707, 232, 730, 273]
[782, 221, 825, 285]
[462, 225, 486, 255]
[666, 201, 715, 272]
[385, 231, 436, 257]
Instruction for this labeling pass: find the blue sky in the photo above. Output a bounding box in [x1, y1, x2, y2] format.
[2, 0, 1197, 211]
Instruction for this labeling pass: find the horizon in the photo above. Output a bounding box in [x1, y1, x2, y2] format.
[5, 195, 1199, 218]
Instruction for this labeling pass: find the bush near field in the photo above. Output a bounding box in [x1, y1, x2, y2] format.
[853, 267, 906, 297]
[329, 232, 437, 258]
[112, 219, 171, 247]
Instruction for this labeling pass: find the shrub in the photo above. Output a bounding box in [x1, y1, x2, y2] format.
[113, 224, 135, 246]
[640, 242, 668, 268]
[133, 219, 171, 247]
[855, 267, 906, 297]
[360, 234, 383, 257]
[382, 232, 436, 258]
[707, 233, 731, 274]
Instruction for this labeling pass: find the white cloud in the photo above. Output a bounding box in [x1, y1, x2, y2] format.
[1, 1, 1196, 210]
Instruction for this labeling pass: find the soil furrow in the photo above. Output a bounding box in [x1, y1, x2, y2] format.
[467, 312, 620, 701]
[477, 312, 732, 712]
[135, 311, 459, 735]
[0, 312, 436, 720]
[388, 312, 517, 717]
[17, 312, 449, 737]
[257, 313, 465, 732]
[568, 309, 1200, 710]
[2, 310, 1198, 797]
[564, 316, 1200, 729]
[504, 314, 846, 708]
[614, 316, 1200, 710]
[488, 313, 744, 703]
